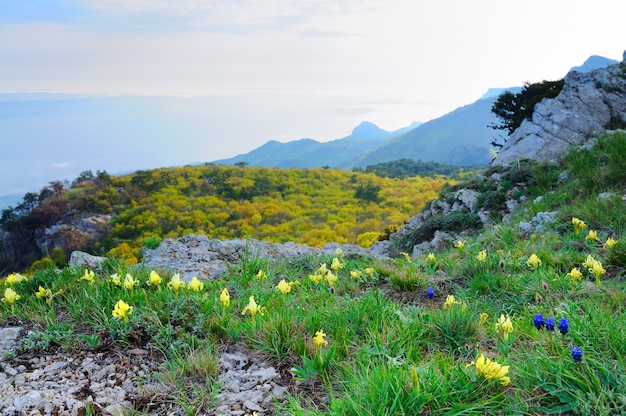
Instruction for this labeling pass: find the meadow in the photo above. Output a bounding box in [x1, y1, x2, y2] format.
[1, 131, 626, 415]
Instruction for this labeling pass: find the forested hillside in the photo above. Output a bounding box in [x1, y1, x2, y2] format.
[102, 165, 451, 262]
[1, 164, 458, 269]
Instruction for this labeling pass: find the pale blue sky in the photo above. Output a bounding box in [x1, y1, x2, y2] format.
[0, 0, 625, 198]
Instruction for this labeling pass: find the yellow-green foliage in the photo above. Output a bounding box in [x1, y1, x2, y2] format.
[83, 165, 451, 259]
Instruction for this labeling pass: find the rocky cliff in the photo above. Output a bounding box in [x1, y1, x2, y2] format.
[493, 56, 626, 166]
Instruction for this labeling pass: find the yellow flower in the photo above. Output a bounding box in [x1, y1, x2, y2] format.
[313, 330, 328, 352]
[335, 247, 344, 258]
[604, 237, 618, 250]
[590, 260, 606, 284]
[364, 267, 375, 277]
[276, 279, 293, 295]
[2, 287, 21, 306]
[147, 271, 163, 286]
[111, 299, 133, 321]
[220, 288, 230, 307]
[317, 263, 329, 276]
[123, 273, 139, 290]
[309, 273, 324, 284]
[476, 250, 487, 262]
[454, 240, 466, 249]
[495, 314, 513, 340]
[586, 230, 600, 242]
[400, 252, 411, 261]
[256, 270, 268, 280]
[330, 257, 344, 271]
[35, 286, 52, 299]
[426, 252, 437, 265]
[325, 271, 338, 287]
[443, 294, 464, 309]
[583, 254, 597, 269]
[526, 253, 542, 268]
[572, 217, 586, 235]
[80, 269, 95, 283]
[167, 273, 186, 292]
[567, 267, 583, 282]
[188, 276, 205, 292]
[469, 353, 510, 386]
[480, 313, 489, 324]
[5, 273, 26, 285]
[109, 273, 122, 286]
[350, 270, 362, 279]
[242, 296, 265, 317]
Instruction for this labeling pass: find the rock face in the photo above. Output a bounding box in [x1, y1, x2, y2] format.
[493, 58, 626, 166]
[142, 234, 380, 281]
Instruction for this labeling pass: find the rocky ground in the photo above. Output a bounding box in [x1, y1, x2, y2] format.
[0, 323, 320, 415]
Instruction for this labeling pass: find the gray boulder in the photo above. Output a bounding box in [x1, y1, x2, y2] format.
[493, 59, 626, 166]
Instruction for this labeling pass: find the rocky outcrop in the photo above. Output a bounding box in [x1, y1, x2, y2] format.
[142, 234, 381, 281]
[35, 214, 111, 257]
[493, 58, 626, 166]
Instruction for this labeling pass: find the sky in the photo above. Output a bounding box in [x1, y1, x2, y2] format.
[0, 0, 625, 199]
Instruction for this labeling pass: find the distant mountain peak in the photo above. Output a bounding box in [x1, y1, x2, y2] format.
[350, 121, 389, 139]
[569, 55, 618, 74]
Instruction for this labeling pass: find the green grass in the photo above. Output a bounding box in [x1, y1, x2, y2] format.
[2, 131, 626, 414]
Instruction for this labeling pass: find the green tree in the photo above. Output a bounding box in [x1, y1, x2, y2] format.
[490, 79, 564, 147]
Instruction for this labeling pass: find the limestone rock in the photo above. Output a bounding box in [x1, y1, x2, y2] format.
[69, 251, 107, 268]
[493, 60, 626, 166]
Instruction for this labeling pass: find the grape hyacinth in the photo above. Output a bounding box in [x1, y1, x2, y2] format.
[533, 313, 545, 330]
[545, 317, 555, 331]
[571, 346, 583, 362]
[427, 287, 435, 300]
[558, 318, 569, 335]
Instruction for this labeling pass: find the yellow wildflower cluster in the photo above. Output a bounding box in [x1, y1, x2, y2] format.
[331, 257, 344, 271]
[443, 294, 465, 309]
[495, 314, 513, 341]
[2, 287, 20, 308]
[188, 276, 205, 292]
[220, 288, 230, 307]
[80, 269, 95, 284]
[476, 250, 487, 262]
[310, 262, 338, 286]
[5, 273, 27, 285]
[276, 279, 299, 295]
[350, 270, 362, 279]
[526, 254, 542, 268]
[242, 296, 266, 317]
[567, 267, 583, 282]
[313, 330, 328, 353]
[124, 274, 140, 290]
[467, 353, 510, 386]
[111, 299, 133, 321]
[572, 217, 586, 235]
[586, 230, 600, 242]
[426, 252, 437, 265]
[256, 270, 269, 280]
[147, 271, 163, 286]
[167, 273, 186, 292]
[604, 237, 618, 250]
[584, 255, 606, 284]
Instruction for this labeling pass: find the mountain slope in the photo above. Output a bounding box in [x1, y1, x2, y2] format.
[345, 97, 502, 168]
[212, 121, 421, 168]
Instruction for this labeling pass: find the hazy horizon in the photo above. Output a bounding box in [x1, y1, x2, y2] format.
[2, 0, 625, 205]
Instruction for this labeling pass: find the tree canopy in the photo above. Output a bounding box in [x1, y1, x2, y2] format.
[490, 79, 564, 147]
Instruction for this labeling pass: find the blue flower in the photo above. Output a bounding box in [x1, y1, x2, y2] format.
[545, 317, 555, 331]
[427, 287, 434, 300]
[571, 346, 583, 362]
[558, 317, 569, 335]
[533, 313, 545, 330]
